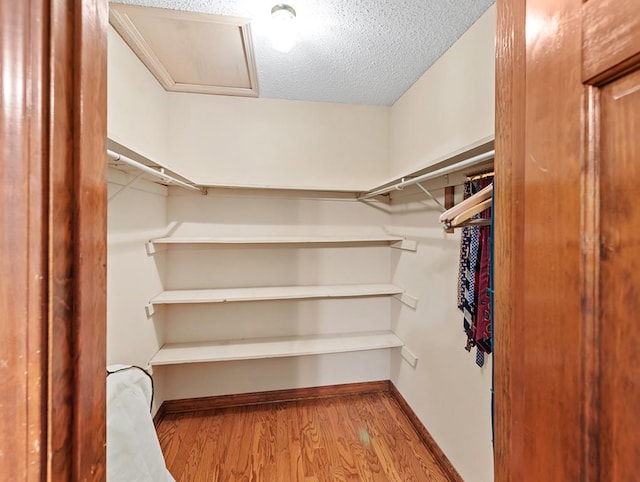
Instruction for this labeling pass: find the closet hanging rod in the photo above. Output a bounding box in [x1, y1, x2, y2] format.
[107, 149, 203, 193]
[358, 150, 495, 200]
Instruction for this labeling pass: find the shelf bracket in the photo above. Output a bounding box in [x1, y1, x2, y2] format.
[393, 292, 419, 309]
[145, 304, 155, 318]
[391, 239, 418, 252]
[401, 346, 419, 368]
[108, 171, 146, 203]
[145, 241, 169, 256]
[145, 241, 156, 256]
[415, 182, 446, 212]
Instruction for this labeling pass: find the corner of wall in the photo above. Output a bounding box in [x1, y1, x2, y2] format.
[107, 169, 169, 374]
[389, 4, 496, 177]
[385, 5, 496, 481]
[387, 184, 494, 482]
[107, 26, 172, 170]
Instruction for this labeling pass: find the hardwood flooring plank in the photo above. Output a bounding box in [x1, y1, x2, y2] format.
[171, 412, 205, 480]
[320, 398, 359, 480]
[157, 391, 452, 481]
[347, 396, 387, 482]
[193, 410, 224, 480]
[182, 411, 220, 482]
[156, 413, 180, 467]
[227, 407, 255, 480]
[374, 394, 448, 482]
[285, 403, 307, 481]
[254, 404, 278, 480]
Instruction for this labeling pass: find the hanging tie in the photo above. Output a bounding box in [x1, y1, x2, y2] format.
[476, 349, 485, 367]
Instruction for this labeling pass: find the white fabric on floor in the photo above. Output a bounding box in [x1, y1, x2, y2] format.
[107, 365, 175, 482]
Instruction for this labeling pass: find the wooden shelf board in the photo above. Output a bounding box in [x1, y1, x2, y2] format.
[150, 330, 404, 365]
[150, 235, 404, 245]
[151, 283, 404, 305]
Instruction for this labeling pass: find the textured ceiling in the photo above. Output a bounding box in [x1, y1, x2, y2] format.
[111, 0, 494, 105]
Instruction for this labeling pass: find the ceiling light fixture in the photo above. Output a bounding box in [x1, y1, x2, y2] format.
[271, 3, 296, 20]
[270, 3, 297, 53]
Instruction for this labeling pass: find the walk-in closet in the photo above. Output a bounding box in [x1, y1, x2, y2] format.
[105, 2, 496, 480]
[5, 0, 640, 480]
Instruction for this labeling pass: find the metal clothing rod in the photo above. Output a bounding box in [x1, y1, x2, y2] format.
[359, 149, 495, 200]
[443, 218, 491, 233]
[107, 149, 202, 192]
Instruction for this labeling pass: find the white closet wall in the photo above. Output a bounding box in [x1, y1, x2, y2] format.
[107, 28, 170, 168]
[390, 6, 496, 178]
[107, 172, 169, 413]
[165, 94, 391, 190]
[388, 184, 494, 482]
[107, 26, 177, 414]
[155, 188, 397, 400]
[387, 6, 496, 482]
[107, 22, 399, 409]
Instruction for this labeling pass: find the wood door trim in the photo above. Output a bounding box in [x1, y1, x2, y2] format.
[494, 0, 526, 479]
[582, 4, 640, 478]
[496, 0, 640, 479]
[583, 0, 640, 83]
[0, 1, 49, 479]
[580, 84, 602, 482]
[1, 0, 107, 479]
[50, 0, 108, 479]
[70, 1, 108, 478]
[596, 68, 640, 482]
[155, 380, 392, 417]
[49, 0, 76, 476]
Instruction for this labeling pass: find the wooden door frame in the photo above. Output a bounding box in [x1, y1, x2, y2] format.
[0, 0, 533, 479]
[494, 1, 526, 479]
[0, 0, 107, 479]
[494, 0, 581, 478]
[7, 0, 633, 479]
[494, 0, 587, 478]
[495, 0, 640, 479]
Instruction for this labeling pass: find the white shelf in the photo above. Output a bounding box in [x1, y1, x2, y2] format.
[150, 283, 405, 305]
[150, 234, 404, 245]
[197, 181, 368, 193]
[145, 235, 417, 254]
[149, 330, 404, 366]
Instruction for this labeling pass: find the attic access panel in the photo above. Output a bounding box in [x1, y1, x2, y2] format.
[109, 4, 259, 97]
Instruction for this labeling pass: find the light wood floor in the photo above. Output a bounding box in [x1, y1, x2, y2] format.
[156, 391, 451, 481]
